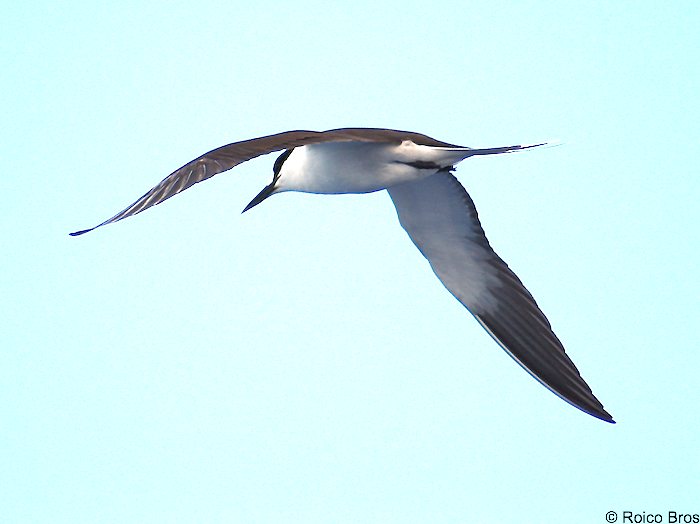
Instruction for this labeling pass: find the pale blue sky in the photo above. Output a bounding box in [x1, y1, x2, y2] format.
[2, 1, 699, 522]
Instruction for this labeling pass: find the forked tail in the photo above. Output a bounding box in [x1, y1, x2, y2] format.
[465, 140, 560, 157]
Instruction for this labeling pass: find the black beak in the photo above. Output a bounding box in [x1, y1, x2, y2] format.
[242, 182, 277, 213]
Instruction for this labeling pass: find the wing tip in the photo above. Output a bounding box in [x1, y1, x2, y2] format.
[473, 314, 615, 424]
[587, 406, 616, 424]
[69, 227, 95, 236]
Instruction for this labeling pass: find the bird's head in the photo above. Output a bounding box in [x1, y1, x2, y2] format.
[242, 148, 294, 213]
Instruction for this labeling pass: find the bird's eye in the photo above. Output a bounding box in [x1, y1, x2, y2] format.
[273, 149, 294, 175]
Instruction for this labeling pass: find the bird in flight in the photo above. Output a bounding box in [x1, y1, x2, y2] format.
[71, 127, 614, 423]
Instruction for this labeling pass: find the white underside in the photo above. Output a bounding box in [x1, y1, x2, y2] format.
[275, 141, 475, 194]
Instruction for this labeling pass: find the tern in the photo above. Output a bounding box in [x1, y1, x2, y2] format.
[71, 128, 614, 423]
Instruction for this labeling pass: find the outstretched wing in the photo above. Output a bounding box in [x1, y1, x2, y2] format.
[70, 128, 459, 236]
[387, 172, 613, 422]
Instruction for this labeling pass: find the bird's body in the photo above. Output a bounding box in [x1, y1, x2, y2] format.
[277, 141, 475, 194]
[71, 127, 614, 423]
[278, 142, 427, 193]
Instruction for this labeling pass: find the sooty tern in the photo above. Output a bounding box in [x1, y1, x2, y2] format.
[70, 127, 614, 423]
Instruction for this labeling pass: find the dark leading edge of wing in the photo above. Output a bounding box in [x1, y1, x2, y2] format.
[69, 128, 460, 236]
[388, 173, 614, 423]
